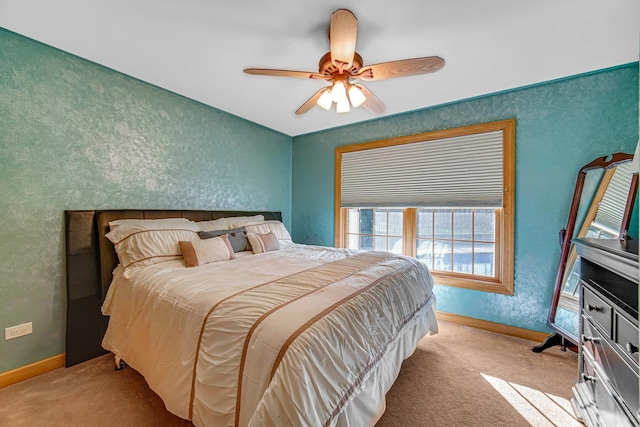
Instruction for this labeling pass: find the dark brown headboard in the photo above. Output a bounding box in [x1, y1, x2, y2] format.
[64, 209, 282, 367]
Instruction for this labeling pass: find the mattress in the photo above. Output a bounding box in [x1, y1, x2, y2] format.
[101, 243, 437, 426]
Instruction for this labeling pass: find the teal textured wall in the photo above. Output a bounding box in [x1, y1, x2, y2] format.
[0, 29, 292, 372]
[291, 64, 639, 333]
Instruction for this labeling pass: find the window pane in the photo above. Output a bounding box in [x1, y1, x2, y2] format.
[348, 209, 359, 234]
[434, 209, 452, 239]
[359, 235, 372, 251]
[348, 209, 406, 254]
[474, 242, 495, 277]
[389, 237, 403, 255]
[417, 209, 433, 238]
[348, 234, 359, 250]
[453, 241, 473, 274]
[374, 236, 387, 251]
[585, 228, 599, 238]
[433, 240, 452, 271]
[388, 209, 403, 236]
[374, 210, 387, 235]
[474, 209, 495, 242]
[564, 271, 580, 295]
[359, 209, 373, 234]
[453, 209, 473, 240]
[416, 239, 433, 268]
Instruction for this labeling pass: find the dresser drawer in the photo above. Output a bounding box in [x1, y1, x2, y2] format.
[583, 286, 612, 336]
[615, 312, 639, 366]
[583, 319, 639, 422]
[581, 352, 637, 427]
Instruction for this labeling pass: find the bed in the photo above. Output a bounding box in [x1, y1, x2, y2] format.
[64, 209, 437, 427]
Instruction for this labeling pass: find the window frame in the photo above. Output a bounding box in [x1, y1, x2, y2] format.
[334, 120, 515, 295]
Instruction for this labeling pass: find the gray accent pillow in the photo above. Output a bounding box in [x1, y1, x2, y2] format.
[198, 227, 250, 253]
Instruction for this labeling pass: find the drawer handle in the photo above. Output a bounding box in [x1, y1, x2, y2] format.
[581, 373, 596, 383]
[582, 335, 599, 344]
[626, 342, 639, 354]
[587, 304, 603, 312]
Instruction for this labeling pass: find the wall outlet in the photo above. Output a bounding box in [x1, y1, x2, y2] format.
[5, 322, 32, 340]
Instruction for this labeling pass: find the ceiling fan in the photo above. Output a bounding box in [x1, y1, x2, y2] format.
[244, 9, 445, 115]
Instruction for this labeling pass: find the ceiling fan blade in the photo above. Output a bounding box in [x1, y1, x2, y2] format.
[330, 9, 358, 71]
[354, 56, 445, 81]
[244, 68, 328, 80]
[355, 84, 385, 115]
[295, 87, 328, 115]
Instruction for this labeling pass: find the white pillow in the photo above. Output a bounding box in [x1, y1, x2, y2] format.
[196, 217, 231, 232]
[179, 234, 235, 267]
[245, 221, 292, 243]
[197, 215, 265, 231]
[106, 218, 200, 268]
[227, 215, 265, 229]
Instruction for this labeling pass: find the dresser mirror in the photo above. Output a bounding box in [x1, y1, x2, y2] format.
[532, 153, 638, 352]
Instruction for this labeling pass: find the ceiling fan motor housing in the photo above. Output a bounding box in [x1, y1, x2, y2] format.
[319, 52, 363, 78]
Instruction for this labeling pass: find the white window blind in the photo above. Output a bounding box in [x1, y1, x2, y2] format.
[593, 162, 633, 232]
[340, 130, 504, 208]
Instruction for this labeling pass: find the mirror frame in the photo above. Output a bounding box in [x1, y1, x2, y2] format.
[547, 152, 638, 344]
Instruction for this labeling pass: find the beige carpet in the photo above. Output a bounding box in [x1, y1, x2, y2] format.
[0, 321, 579, 426]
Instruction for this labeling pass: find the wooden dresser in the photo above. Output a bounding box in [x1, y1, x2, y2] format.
[572, 238, 639, 427]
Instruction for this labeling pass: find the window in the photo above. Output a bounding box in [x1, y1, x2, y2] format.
[416, 208, 496, 276]
[335, 120, 515, 294]
[346, 208, 404, 254]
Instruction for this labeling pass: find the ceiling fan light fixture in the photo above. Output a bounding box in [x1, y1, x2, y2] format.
[336, 97, 350, 114]
[331, 79, 347, 104]
[347, 84, 366, 108]
[331, 79, 350, 113]
[317, 89, 333, 110]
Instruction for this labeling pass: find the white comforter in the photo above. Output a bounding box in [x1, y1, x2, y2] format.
[101, 244, 437, 427]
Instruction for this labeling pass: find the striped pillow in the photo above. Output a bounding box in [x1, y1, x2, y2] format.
[247, 232, 280, 254]
[106, 218, 199, 268]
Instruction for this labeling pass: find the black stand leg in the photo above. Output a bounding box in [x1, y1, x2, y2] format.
[113, 355, 127, 371]
[531, 332, 578, 353]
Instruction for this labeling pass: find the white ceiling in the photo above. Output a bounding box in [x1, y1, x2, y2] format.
[1, 0, 638, 136]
